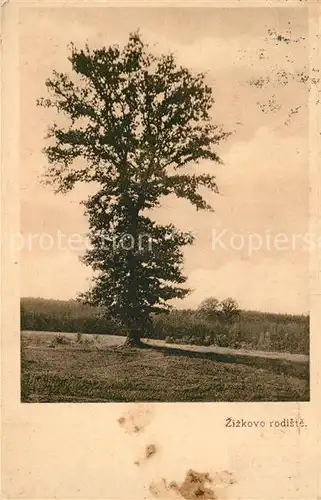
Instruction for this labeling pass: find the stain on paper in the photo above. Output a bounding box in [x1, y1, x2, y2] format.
[150, 469, 236, 499]
[150, 470, 215, 499]
[118, 406, 152, 434]
[135, 443, 157, 466]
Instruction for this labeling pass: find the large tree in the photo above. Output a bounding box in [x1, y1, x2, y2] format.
[38, 32, 228, 346]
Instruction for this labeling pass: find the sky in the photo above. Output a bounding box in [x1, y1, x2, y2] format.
[19, 6, 310, 314]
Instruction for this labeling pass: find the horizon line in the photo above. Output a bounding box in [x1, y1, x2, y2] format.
[20, 296, 310, 317]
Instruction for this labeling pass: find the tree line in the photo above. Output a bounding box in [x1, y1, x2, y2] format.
[21, 297, 309, 354]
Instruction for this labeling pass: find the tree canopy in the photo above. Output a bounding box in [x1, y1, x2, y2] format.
[197, 297, 240, 324]
[38, 31, 229, 345]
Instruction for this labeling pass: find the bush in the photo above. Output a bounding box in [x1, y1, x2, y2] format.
[49, 334, 71, 347]
[76, 332, 83, 343]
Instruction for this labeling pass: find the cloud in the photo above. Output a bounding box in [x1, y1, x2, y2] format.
[154, 127, 308, 240]
[220, 126, 308, 223]
[142, 26, 307, 76]
[182, 257, 308, 314]
[21, 248, 91, 300]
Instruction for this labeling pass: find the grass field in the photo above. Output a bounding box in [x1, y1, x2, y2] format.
[21, 331, 309, 403]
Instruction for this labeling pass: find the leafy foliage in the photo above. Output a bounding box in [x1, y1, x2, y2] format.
[219, 297, 241, 323]
[38, 32, 228, 343]
[197, 296, 240, 323]
[197, 297, 221, 320]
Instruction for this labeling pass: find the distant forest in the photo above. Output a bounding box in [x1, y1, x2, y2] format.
[21, 297, 309, 354]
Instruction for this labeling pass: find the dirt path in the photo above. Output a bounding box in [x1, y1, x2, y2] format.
[144, 339, 309, 363]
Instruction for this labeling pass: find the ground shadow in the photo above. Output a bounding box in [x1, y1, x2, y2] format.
[140, 342, 309, 380]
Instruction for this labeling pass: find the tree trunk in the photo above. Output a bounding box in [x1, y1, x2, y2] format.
[124, 328, 143, 347]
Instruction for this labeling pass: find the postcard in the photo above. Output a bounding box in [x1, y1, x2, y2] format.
[1, 1, 320, 498]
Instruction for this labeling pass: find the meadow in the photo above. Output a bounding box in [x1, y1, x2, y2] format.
[21, 331, 309, 403]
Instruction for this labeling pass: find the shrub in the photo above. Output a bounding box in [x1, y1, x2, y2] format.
[49, 334, 71, 347]
[76, 332, 83, 343]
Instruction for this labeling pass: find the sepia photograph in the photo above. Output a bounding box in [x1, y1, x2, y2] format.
[19, 6, 311, 403]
